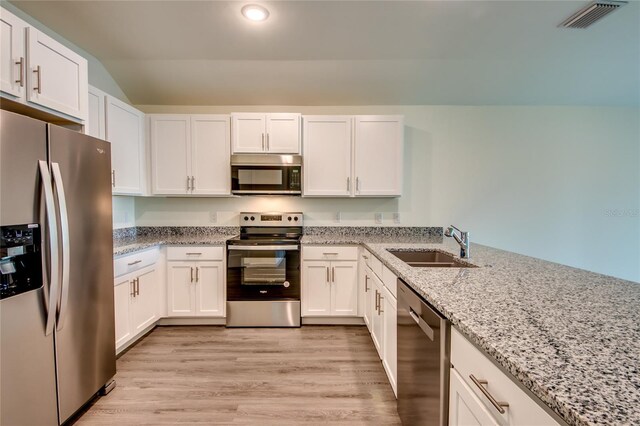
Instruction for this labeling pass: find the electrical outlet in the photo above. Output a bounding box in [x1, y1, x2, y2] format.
[335, 212, 341, 223]
[375, 213, 383, 224]
[393, 212, 401, 224]
[209, 211, 217, 223]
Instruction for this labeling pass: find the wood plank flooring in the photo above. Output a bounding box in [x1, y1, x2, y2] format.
[73, 326, 400, 425]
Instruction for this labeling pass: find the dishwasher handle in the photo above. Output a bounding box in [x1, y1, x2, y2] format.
[409, 308, 435, 341]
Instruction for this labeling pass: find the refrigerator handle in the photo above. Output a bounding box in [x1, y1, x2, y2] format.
[51, 162, 71, 331]
[38, 161, 60, 336]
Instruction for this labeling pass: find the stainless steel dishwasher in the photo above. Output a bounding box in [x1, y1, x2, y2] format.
[397, 279, 450, 426]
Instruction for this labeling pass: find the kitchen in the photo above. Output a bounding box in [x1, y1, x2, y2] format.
[0, 1, 639, 426]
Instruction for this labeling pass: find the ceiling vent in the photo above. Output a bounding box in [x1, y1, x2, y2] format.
[559, 1, 627, 28]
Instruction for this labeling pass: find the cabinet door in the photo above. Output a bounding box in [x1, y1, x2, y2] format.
[301, 261, 331, 316]
[371, 277, 384, 358]
[114, 276, 133, 350]
[266, 113, 300, 153]
[167, 262, 195, 316]
[302, 116, 352, 196]
[106, 96, 145, 195]
[330, 261, 358, 316]
[354, 116, 403, 197]
[449, 368, 500, 426]
[131, 267, 159, 333]
[191, 115, 230, 195]
[382, 291, 397, 396]
[194, 261, 224, 316]
[0, 9, 26, 98]
[87, 85, 105, 139]
[149, 115, 190, 195]
[231, 113, 265, 153]
[26, 27, 88, 121]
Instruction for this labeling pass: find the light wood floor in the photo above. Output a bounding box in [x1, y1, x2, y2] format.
[74, 326, 401, 425]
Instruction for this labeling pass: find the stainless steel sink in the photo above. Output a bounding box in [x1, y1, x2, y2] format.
[387, 250, 476, 268]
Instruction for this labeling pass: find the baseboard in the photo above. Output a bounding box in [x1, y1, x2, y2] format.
[115, 323, 157, 357]
[302, 316, 365, 325]
[157, 317, 227, 326]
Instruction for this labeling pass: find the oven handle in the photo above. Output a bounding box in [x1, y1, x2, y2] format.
[227, 245, 299, 251]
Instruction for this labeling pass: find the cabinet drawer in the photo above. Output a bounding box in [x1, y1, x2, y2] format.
[166, 246, 224, 261]
[366, 252, 383, 280]
[382, 265, 397, 299]
[303, 246, 358, 261]
[451, 328, 560, 426]
[114, 247, 160, 277]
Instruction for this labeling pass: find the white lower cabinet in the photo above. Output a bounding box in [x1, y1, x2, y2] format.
[167, 260, 224, 317]
[382, 285, 397, 397]
[301, 260, 358, 316]
[114, 264, 159, 353]
[450, 327, 560, 426]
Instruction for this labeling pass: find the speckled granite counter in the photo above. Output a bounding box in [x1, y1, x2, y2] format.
[304, 232, 640, 426]
[113, 226, 238, 256]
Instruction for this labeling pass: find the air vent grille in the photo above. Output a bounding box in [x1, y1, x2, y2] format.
[560, 1, 626, 28]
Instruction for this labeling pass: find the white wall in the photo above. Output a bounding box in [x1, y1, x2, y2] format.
[135, 105, 639, 282]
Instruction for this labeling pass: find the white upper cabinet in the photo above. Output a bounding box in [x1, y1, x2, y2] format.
[232, 113, 300, 154]
[303, 116, 352, 197]
[1, 8, 88, 122]
[0, 9, 26, 98]
[87, 85, 106, 139]
[106, 95, 145, 195]
[353, 116, 403, 197]
[149, 114, 231, 196]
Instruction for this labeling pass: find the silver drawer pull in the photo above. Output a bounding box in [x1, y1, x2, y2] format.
[186, 252, 203, 255]
[127, 260, 142, 266]
[469, 374, 509, 414]
[409, 308, 434, 341]
[323, 252, 338, 255]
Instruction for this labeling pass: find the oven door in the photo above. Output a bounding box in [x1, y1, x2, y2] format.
[231, 165, 301, 195]
[227, 245, 300, 301]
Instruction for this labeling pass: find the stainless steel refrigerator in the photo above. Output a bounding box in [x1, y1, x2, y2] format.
[0, 110, 116, 425]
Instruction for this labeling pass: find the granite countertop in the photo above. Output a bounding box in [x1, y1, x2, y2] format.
[305, 234, 640, 426]
[113, 226, 238, 256]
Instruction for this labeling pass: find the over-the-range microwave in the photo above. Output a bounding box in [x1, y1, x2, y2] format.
[231, 154, 302, 195]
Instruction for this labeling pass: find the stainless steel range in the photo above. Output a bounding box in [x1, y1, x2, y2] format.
[226, 212, 303, 327]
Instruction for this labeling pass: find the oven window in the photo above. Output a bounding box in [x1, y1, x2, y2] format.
[241, 250, 286, 285]
[238, 169, 283, 186]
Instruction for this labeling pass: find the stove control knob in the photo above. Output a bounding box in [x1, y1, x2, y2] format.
[288, 216, 292, 221]
[283, 281, 290, 288]
[250, 216, 255, 221]
[244, 216, 249, 221]
[294, 216, 299, 221]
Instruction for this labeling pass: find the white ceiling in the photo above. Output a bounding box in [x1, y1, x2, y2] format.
[11, 0, 640, 106]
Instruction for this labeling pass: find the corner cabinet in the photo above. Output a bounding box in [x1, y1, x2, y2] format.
[301, 115, 403, 197]
[106, 95, 145, 195]
[166, 247, 225, 317]
[301, 246, 359, 316]
[1, 7, 88, 122]
[149, 114, 231, 196]
[231, 113, 300, 154]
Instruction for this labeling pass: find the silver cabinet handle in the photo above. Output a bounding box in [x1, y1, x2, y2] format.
[191, 176, 195, 190]
[378, 294, 384, 314]
[127, 260, 142, 266]
[266, 133, 270, 151]
[186, 252, 202, 255]
[409, 308, 434, 341]
[326, 267, 329, 283]
[190, 267, 194, 283]
[356, 177, 360, 192]
[364, 275, 369, 292]
[15, 57, 24, 87]
[262, 133, 265, 151]
[38, 161, 59, 336]
[130, 280, 135, 297]
[33, 65, 41, 94]
[375, 290, 379, 311]
[51, 163, 70, 331]
[469, 374, 509, 414]
[347, 177, 350, 191]
[331, 266, 335, 283]
[135, 278, 140, 296]
[323, 252, 339, 255]
[111, 170, 116, 188]
[195, 267, 199, 282]
[187, 175, 191, 191]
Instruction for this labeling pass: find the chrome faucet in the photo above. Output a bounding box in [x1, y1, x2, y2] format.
[444, 225, 470, 259]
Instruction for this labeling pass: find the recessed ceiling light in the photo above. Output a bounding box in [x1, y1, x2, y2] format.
[241, 5, 269, 22]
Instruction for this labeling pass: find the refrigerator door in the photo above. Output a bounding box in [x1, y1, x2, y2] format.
[0, 110, 58, 425]
[48, 124, 116, 423]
